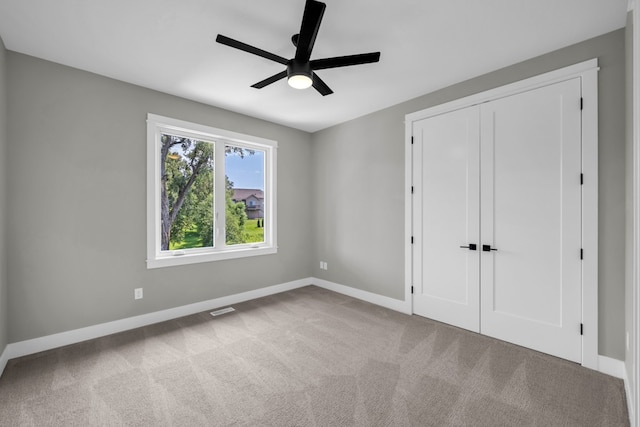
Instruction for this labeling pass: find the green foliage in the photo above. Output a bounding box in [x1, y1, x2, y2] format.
[225, 177, 248, 245]
[169, 216, 262, 250]
[244, 219, 265, 243]
[163, 139, 213, 247]
[195, 191, 214, 247]
[162, 136, 259, 249]
[169, 227, 202, 250]
[161, 135, 214, 250]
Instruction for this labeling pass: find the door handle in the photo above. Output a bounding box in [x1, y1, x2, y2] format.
[482, 244, 498, 252]
[460, 244, 477, 250]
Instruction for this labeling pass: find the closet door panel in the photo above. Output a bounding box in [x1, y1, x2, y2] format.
[412, 106, 480, 333]
[479, 78, 582, 362]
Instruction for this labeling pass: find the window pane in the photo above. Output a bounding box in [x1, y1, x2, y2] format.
[225, 145, 265, 245]
[161, 133, 215, 251]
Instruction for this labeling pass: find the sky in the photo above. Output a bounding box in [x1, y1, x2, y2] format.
[225, 150, 264, 190]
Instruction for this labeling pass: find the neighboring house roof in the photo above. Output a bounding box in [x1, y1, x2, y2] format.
[232, 188, 264, 201]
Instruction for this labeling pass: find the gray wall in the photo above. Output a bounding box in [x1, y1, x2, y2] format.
[626, 10, 635, 392]
[1, 27, 628, 361]
[0, 36, 8, 354]
[6, 53, 313, 342]
[312, 29, 627, 359]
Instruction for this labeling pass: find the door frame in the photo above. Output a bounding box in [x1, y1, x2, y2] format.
[404, 58, 599, 369]
[631, 0, 640, 423]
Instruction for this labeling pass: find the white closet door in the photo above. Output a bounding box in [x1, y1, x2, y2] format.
[479, 78, 582, 362]
[412, 106, 480, 333]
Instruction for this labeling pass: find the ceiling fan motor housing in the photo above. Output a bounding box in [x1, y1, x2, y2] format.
[287, 59, 312, 80]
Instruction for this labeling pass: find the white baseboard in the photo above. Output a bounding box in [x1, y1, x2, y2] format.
[3, 278, 312, 363]
[625, 364, 635, 427]
[599, 355, 627, 379]
[0, 344, 8, 377]
[311, 277, 411, 314]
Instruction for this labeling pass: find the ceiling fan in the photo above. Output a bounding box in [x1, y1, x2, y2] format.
[216, 0, 380, 96]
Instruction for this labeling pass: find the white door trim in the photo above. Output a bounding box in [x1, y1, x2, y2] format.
[581, 62, 599, 370]
[405, 58, 599, 370]
[631, 1, 640, 425]
[405, 59, 598, 123]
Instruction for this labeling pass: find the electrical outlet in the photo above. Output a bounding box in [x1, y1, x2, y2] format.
[324, 262, 328, 270]
[134, 288, 143, 300]
[320, 261, 324, 269]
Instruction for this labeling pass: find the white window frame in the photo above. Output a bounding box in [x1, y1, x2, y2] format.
[146, 113, 277, 269]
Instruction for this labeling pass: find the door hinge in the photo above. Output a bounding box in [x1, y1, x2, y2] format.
[411, 236, 414, 244]
[580, 173, 584, 185]
[580, 248, 584, 260]
[411, 186, 414, 194]
[580, 323, 584, 335]
[411, 286, 414, 294]
[580, 98, 584, 110]
[411, 136, 414, 145]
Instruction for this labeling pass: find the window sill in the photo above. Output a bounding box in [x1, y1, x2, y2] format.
[146, 245, 277, 269]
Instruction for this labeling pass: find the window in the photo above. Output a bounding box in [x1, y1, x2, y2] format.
[146, 114, 277, 268]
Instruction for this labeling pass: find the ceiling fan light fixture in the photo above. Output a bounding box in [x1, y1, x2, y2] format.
[288, 73, 313, 89]
[287, 60, 313, 90]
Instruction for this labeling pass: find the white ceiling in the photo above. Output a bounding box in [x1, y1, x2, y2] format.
[0, 0, 629, 132]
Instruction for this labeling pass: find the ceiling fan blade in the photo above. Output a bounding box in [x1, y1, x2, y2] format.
[312, 73, 333, 96]
[310, 52, 381, 70]
[251, 70, 288, 89]
[216, 34, 289, 65]
[295, 0, 326, 62]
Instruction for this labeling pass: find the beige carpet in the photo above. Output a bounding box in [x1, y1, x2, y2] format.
[0, 285, 629, 426]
